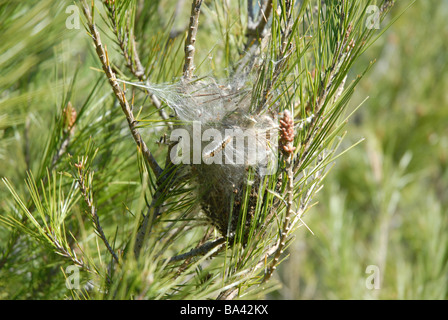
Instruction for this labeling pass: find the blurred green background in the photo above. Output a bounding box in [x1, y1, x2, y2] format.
[1, 0, 447, 299]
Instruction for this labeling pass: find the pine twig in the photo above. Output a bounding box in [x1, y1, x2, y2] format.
[171, 228, 214, 277]
[81, 1, 163, 178]
[234, 0, 273, 76]
[104, 1, 145, 78]
[246, 0, 273, 45]
[182, 0, 203, 80]
[263, 110, 295, 282]
[102, 1, 172, 129]
[217, 243, 279, 300]
[168, 237, 225, 263]
[133, 197, 160, 259]
[75, 161, 120, 265]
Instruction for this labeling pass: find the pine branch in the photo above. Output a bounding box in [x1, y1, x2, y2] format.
[263, 110, 295, 282]
[133, 155, 183, 259]
[182, 0, 203, 80]
[81, 1, 163, 178]
[217, 243, 279, 300]
[0, 0, 398, 299]
[103, 1, 145, 78]
[74, 160, 120, 265]
[133, 198, 160, 259]
[234, 0, 273, 76]
[246, 0, 273, 46]
[168, 237, 225, 263]
[102, 1, 172, 129]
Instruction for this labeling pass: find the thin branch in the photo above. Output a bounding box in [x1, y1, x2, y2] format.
[246, 0, 273, 44]
[102, 1, 172, 129]
[263, 110, 295, 282]
[183, 0, 203, 80]
[133, 197, 160, 259]
[81, 1, 163, 177]
[168, 237, 226, 263]
[133, 140, 181, 259]
[217, 243, 279, 300]
[233, 0, 273, 76]
[172, 228, 214, 276]
[105, 3, 145, 78]
[75, 162, 120, 265]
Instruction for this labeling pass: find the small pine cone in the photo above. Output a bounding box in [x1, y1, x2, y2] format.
[279, 110, 295, 155]
[63, 101, 77, 134]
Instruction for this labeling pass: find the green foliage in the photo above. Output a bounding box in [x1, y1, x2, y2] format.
[0, 0, 423, 301]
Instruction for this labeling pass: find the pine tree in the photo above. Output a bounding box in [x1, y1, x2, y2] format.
[0, 0, 396, 299]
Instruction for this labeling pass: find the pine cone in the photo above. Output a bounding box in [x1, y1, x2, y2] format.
[63, 101, 77, 134]
[279, 110, 295, 155]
